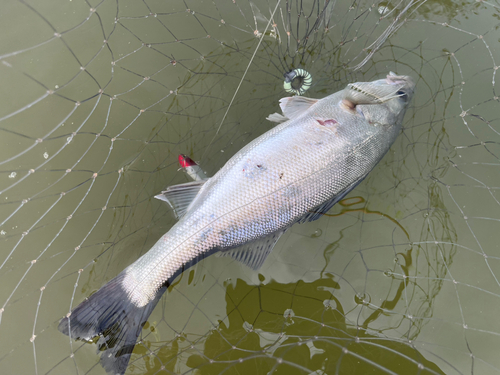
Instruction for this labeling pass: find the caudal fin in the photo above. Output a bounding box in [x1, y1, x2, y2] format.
[58, 271, 165, 375]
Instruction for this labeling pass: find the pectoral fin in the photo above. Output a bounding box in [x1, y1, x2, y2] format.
[266, 112, 289, 123]
[154, 180, 207, 219]
[279, 96, 318, 119]
[217, 231, 284, 270]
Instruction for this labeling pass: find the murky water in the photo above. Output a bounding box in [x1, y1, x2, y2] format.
[1, 0, 499, 374]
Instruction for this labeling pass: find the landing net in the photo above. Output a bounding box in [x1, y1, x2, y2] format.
[1, 1, 499, 374]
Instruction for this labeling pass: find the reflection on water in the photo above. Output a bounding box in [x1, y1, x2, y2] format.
[126, 273, 448, 375]
[0, 0, 500, 374]
[184, 277, 446, 375]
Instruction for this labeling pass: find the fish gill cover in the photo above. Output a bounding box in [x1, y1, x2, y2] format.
[0, 0, 499, 374]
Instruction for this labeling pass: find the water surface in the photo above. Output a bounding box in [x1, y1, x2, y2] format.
[1, 1, 499, 374]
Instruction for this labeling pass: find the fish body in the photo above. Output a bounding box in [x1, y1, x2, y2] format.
[59, 73, 415, 374]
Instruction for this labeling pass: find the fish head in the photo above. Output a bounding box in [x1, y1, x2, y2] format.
[343, 72, 415, 127]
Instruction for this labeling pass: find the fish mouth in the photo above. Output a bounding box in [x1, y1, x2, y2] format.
[386, 71, 415, 90]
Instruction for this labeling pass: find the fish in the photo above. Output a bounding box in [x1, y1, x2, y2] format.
[58, 72, 415, 374]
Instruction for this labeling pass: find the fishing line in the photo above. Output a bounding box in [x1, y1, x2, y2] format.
[201, 0, 282, 161]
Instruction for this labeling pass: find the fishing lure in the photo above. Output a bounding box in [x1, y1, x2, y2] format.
[283, 69, 312, 95]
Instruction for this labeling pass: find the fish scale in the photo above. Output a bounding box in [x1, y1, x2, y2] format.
[58, 72, 415, 375]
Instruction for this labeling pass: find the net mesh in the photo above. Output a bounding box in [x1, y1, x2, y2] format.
[1, 0, 499, 374]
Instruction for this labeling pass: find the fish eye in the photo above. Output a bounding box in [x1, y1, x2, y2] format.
[397, 90, 408, 102]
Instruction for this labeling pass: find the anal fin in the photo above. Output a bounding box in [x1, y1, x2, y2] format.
[217, 231, 284, 270]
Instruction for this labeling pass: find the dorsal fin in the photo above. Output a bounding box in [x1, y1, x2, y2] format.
[279, 96, 318, 119]
[217, 231, 284, 270]
[154, 180, 207, 219]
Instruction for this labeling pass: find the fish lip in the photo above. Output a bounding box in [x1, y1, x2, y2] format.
[385, 72, 415, 89]
[385, 73, 416, 102]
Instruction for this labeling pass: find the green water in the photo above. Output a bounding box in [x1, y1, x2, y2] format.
[0, 0, 499, 374]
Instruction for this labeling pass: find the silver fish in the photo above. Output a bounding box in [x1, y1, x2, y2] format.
[58, 72, 415, 374]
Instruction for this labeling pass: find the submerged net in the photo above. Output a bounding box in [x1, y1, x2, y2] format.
[1, 0, 500, 374]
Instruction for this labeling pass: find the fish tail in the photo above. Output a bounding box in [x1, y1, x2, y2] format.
[58, 271, 166, 375]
